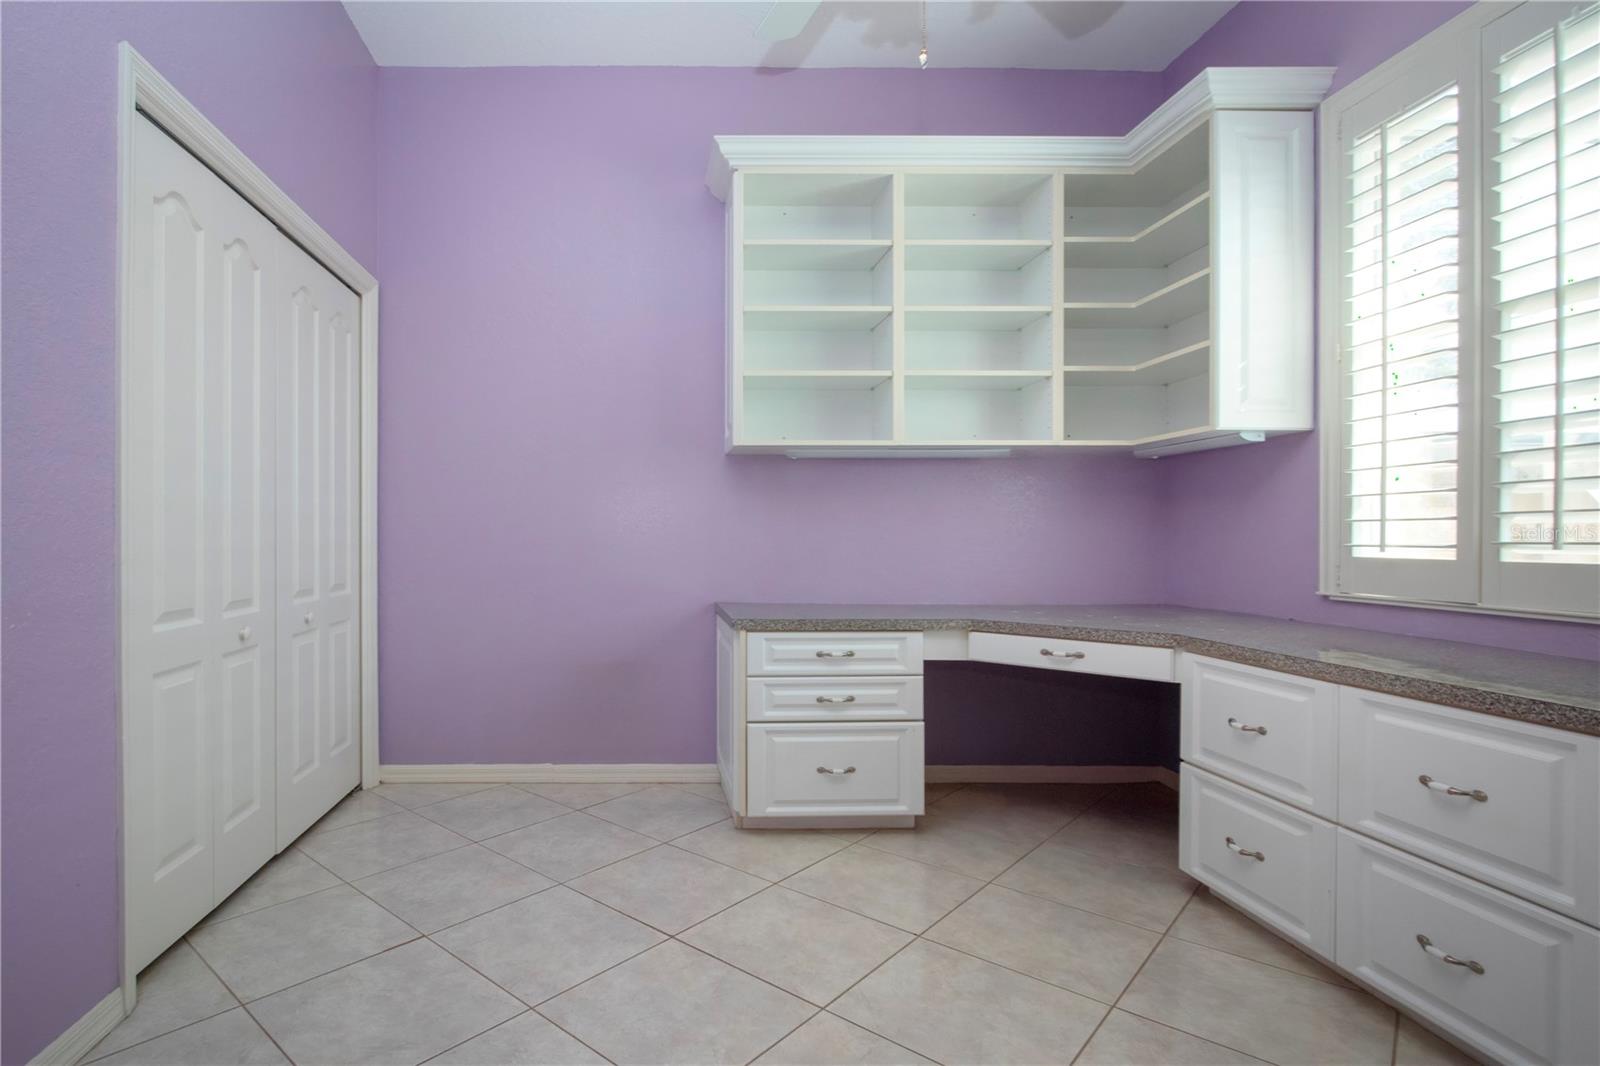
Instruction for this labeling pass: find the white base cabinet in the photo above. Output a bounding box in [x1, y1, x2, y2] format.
[1178, 653, 1600, 1066]
[718, 619, 926, 827]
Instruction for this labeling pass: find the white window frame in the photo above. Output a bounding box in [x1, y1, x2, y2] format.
[1318, 1, 1600, 622]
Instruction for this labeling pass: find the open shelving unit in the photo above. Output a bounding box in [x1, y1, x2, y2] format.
[1063, 121, 1213, 443]
[712, 66, 1327, 455]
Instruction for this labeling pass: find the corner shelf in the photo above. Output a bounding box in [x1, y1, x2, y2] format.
[1064, 192, 1210, 269]
[1062, 268, 1211, 328]
[1063, 341, 1211, 387]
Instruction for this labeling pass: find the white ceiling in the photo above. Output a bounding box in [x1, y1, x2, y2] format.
[342, 1, 1236, 70]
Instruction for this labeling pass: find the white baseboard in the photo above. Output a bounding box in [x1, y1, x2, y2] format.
[28, 988, 125, 1066]
[378, 763, 720, 784]
[928, 764, 1179, 790]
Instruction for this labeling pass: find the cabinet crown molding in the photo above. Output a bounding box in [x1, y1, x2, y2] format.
[705, 66, 1335, 200]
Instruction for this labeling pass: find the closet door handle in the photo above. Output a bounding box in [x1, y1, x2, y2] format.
[303, 611, 315, 627]
[1418, 775, 1487, 802]
[815, 695, 857, 704]
[1040, 649, 1086, 660]
[1225, 836, 1265, 862]
[1416, 934, 1485, 975]
[816, 766, 857, 775]
[815, 650, 856, 659]
[237, 626, 252, 643]
[1227, 717, 1268, 735]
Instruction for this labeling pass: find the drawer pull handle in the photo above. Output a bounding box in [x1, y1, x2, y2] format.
[1418, 775, 1488, 802]
[815, 650, 856, 659]
[1040, 649, 1087, 660]
[816, 766, 857, 775]
[815, 695, 857, 704]
[1227, 717, 1268, 736]
[1416, 934, 1485, 975]
[1224, 836, 1265, 862]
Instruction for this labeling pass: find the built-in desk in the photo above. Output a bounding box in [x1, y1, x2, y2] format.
[713, 603, 1600, 1066]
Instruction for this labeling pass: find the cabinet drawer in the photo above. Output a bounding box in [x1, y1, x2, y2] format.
[969, 631, 1173, 682]
[747, 632, 923, 676]
[747, 676, 923, 723]
[1180, 764, 1336, 962]
[1336, 830, 1599, 1066]
[1339, 688, 1599, 925]
[747, 723, 924, 818]
[1180, 655, 1338, 818]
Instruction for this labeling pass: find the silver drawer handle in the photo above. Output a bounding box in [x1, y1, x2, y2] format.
[1418, 775, 1488, 802]
[1227, 717, 1268, 736]
[815, 650, 856, 659]
[1040, 648, 1086, 660]
[816, 766, 857, 775]
[815, 695, 857, 704]
[1416, 934, 1485, 975]
[1225, 836, 1265, 862]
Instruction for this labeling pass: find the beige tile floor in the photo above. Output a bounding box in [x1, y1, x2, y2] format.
[84, 781, 1484, 1066]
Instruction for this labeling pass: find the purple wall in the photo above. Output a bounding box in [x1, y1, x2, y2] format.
[374, 67, 1173, 765]
[1157, 1, 1598, 662]
[0, 4, 377, 1061]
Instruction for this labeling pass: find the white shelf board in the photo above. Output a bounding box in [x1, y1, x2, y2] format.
[744, 240, 891, 270]
[906, 371, 1054, 391]
[904, 306, 1051, 331]
[1063, 269, 1210, 328]
[744, 371, 891, 391]
[903, 240, 1052, 271]
[744, 305, 892, 330]
[1062, 341, 1210, 386]
[1064, 193, 1210, 269]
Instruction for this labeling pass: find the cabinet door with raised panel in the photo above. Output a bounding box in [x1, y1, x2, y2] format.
[1180, 655, 1338, 817]
[275, 235, 361, 846]
[1338, 687, 1599, 924]
[124, 114, 279, 972]
[1210, 110, 1313, 432]
[1337, 830, 1599, 1066]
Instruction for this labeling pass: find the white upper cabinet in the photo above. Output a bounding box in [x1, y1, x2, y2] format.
[709, 68, 1330, 456]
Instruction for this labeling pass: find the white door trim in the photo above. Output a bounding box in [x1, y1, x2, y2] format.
[115, 42, 380, 1012]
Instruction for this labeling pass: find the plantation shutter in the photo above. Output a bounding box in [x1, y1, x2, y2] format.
[1335, 55, 1480, 604]
[1482, 1, 1600, 613]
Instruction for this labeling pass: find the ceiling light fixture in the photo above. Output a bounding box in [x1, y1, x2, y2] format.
[918, 1, 929, 68]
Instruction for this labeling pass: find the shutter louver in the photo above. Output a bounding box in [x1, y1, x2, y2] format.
[1343, 86, 1464, 562]
[1490, 3, 1600, 567]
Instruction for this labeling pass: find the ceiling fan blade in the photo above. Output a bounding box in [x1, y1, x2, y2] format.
[753, 1, 821, 41]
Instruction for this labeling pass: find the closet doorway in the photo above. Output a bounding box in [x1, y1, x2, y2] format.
[117, 47, 379, 996]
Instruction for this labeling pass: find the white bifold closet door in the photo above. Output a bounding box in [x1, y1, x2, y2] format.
[124, 113, 359, 973]
[275, 233, 362, 847]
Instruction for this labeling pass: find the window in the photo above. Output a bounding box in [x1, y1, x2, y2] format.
[1322, 1, 1600, 619]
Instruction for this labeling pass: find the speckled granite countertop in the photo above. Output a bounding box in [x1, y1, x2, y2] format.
[715, 603, 1600, 736]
